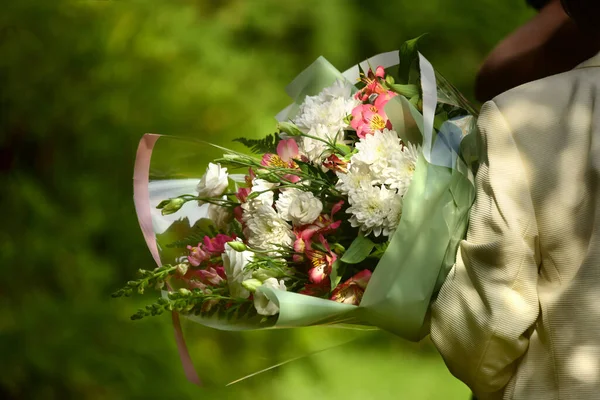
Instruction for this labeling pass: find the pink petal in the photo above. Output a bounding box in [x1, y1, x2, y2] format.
[375, 66, 385, 79]
[277, 139, 299, 163]
[331, 200, 344, 216]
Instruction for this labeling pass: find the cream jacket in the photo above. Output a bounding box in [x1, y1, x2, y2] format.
[431, 52, 600, 400]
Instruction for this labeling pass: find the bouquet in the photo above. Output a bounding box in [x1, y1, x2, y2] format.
[115, 37, 478, 365]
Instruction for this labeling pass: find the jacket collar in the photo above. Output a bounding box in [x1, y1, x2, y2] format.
[574, 51, 600, 69]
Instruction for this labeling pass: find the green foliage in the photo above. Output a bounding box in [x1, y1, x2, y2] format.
[234, 133, 280, 154]
[112, 265, 178, 297]
[398, 34, 428, 84]
[2, 0, 533, 397]
[341, 234, 376, 264]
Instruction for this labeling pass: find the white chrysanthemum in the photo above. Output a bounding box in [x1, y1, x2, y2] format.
[293, 80, 358, 135]
[242, 202, 294, 253]
[254, 278, 287, 316]
[321, 79, 355, 99]
[385, 194, 404, 237]
[196, 163, 229, 200]
[298, 124, 342, 165]
[346, 184, 401, 237]
[249, 178, 278, 206]
[352, 128, 403, 182]
[207, 197, 232, 230]
[383, 142, 421, 195]
[335, 161, 374, 195]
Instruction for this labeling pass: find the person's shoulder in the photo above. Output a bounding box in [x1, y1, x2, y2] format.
[490, 67, 593, 122]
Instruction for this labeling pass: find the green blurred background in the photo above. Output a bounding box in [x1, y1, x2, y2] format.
[1, 1, 534, 398]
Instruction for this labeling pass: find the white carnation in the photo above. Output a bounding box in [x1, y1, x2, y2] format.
[254, 278, 286, 316]
[275, 188, 301, 221]
[222, 240, 254, 299]
[242, 202, 294, 254]
[346, 184, 402, 237]
[197, 163, 229, 200]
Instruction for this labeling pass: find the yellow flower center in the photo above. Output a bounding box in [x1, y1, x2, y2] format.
[369, 114, 387, 131]
[266, 154, 287, 168]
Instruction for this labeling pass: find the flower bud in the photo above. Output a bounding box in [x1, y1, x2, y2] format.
[178, 288, 191, 296]
[226, 241, 247, 252]
[277, 121, 303, 137]
[175, 263, 189, 276]
[252, 268, 279, 281]
[157, 197, 186, 215]
[242, 278, 264, 293]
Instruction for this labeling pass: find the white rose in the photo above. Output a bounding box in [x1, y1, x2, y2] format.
[207, 197, 232, 230]
[275, 188, 301, 221]
[222, 240, 254, 299]
[288, 191, 323, 226]
[197, 163, 229, 200]
[254, 278, 286, 316]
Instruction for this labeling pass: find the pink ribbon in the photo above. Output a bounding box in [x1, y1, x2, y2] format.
[133, 134, 202, 386]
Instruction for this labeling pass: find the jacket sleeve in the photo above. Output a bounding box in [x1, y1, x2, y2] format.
[430, 101, 540, 399]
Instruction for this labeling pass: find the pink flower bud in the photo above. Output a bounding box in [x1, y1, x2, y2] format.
[187, 243, 209, 267]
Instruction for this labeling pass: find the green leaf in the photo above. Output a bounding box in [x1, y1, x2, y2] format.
[340, 234, 375, 264]
[388, 83, 419, 99]
[369, 242, 389, 259]
[434, 111, 448, 131]
[233, 133, 280, 154]
[330, 259, 345, 291]
[398, 34, 427, 84]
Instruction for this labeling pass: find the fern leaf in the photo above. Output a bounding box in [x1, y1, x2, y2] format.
[233, 133, 280, 154]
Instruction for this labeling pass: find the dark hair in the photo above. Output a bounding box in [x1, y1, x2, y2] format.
[561, 0, 600, 32]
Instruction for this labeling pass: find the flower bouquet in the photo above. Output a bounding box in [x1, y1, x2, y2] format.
[115, 37, 478, 375]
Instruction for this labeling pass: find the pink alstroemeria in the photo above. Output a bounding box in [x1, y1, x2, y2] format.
[203, 234, 237, 254]
[354, 66, 387, 101]
[261, 139, 300, 168]
[187, 243, 210, 267]
[297, 200, 344, 240]
[330, 269, 372, 305]
[292, 233, 308, 263]
[323, 154, 348, 173]
[351, 104, 392, 138]
[282, 173, 301, 183]
[277, 138, 300, 164]
[374, 90, 397, 110]
[306, 235, 337, 284]
[300, 277, 331, 297]
[236, 187, 251, 203]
